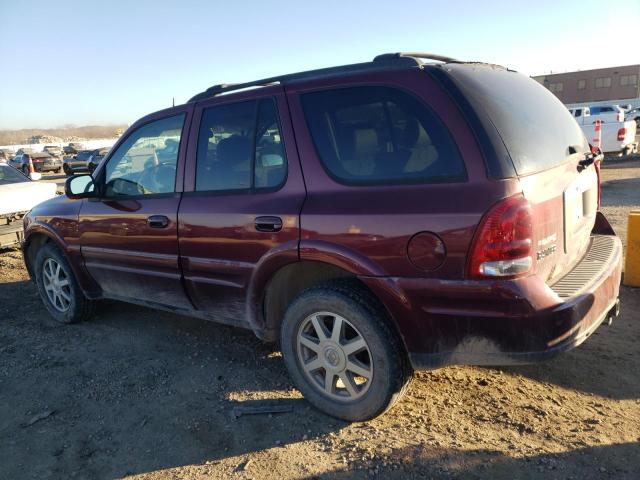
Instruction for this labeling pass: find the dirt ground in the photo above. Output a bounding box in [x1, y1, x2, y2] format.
[1, 160, 639, 480]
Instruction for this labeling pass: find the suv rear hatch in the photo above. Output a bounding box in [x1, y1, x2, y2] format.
[435, 64, 598, 284]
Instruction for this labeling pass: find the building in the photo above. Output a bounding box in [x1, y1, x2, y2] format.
[533, 64, 640, 106]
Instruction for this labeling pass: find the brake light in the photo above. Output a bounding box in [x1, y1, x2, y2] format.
[617, 111, 624, 122]
[617, 127, 626, 141]
[467, 195, 533, 279]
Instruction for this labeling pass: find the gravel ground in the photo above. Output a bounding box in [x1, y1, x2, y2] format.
[1, 161, 639, 480]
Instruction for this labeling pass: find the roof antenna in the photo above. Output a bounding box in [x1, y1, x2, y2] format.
[172, 97, 175, 107]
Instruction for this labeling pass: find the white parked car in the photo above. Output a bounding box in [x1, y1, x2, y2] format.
[0, 164, 58, 248]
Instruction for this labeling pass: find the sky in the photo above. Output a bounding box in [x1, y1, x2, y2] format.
[1, 0, 639, 130]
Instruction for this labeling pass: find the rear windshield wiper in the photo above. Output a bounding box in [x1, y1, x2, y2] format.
[577, 151, 603, 172]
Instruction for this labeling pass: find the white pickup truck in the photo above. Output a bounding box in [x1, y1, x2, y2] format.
[568, 107, 637, 155]
[569, 105, 625, 125]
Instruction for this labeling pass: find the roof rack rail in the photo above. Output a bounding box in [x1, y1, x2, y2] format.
[373, 52, 462, 64]
[188, 52, 454, 103]
[188, 79, 281, 103]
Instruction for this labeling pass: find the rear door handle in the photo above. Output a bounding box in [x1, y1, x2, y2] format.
[255, 216, 282, 232]
[147, 215, 169, 228]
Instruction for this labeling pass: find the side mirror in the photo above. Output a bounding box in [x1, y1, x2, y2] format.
[65, 174, 96, 199]
[29, 172, 42, 181]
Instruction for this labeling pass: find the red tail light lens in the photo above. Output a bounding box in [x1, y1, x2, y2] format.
[617, 127, 626, 141]
[467, 195, 533, 279]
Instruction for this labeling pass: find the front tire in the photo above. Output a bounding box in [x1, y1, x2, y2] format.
[34, 243, 95, 324]
[280, 280, 412, 421]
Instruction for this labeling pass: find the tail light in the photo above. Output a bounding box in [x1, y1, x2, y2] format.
[617, 127, 626, 141]
[467, 195, 533, 279]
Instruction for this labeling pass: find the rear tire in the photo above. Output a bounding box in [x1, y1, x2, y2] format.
[280, 280, 412, 421]
[34, 243, 95, 324]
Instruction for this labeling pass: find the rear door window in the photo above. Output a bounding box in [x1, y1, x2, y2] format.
[195, 98, 287, 192]
[301, 86, 466, 185]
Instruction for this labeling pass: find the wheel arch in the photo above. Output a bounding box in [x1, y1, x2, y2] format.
[23, 225, 100, 297]
[255, 259, 410, 359]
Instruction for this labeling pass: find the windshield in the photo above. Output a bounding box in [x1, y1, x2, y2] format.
[442, 64, 589, 176]
[0, 165, 29, 184]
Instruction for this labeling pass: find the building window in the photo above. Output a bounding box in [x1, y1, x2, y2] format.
[548, 82, 563, 93]
[620, 74, 638, 86]
[577, 79, 586, 90]
[595, 77, 612, 88]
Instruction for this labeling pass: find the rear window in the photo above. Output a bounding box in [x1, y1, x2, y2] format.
[443, 65, 589, 176]
[301, 86, 466, 185]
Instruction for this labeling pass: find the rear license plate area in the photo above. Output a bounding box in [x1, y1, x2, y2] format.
[563, 170, 598, 253]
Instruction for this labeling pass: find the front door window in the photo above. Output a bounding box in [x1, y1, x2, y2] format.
[104, 114, 185, 196]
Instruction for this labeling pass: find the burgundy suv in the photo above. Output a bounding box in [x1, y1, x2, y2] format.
[22, 53, 622, 421]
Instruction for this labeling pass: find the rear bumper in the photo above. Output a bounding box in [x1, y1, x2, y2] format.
[33, 163, 62, 172]
[361, 225, 622, 369]
[63, 161, 88, 171]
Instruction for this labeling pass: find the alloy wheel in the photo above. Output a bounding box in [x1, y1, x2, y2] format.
[42, 258, 71, 313]
[296, 311, 373, 401]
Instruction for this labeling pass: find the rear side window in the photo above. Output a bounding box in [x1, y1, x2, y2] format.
[443, 65, 589, 176]
[301, 86, 466, 185]
[195, 98, 287, 192]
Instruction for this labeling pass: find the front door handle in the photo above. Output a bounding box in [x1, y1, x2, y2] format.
[255, 216, 282, 232]
[147, 215, 169, 228]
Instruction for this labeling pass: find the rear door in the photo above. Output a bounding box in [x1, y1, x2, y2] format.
[286, 70, 492, 280]
[78, 108, 193, 309]
[178, 86, 305, 325]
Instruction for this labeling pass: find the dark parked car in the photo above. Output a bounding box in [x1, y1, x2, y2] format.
[10, 151, 62, 174]
[43, 145, 63, 158]
[63, 149, 93, 175]
[22, 53, 622, 421]
[63, 143, 85, 155]
[16, 147, 35, 155]
[87, 147, 110, 173]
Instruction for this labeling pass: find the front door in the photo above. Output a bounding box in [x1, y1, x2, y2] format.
[78, 109, 193, 309]
[178, 87, 305, 325]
